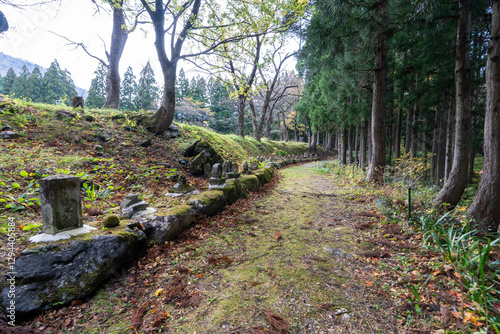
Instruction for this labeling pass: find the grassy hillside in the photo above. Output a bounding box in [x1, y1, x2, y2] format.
[0, 96, 321, 230]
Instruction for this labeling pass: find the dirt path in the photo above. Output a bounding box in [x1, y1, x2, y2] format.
[25, 162, 403, 333]
[161, 162, 401, 333]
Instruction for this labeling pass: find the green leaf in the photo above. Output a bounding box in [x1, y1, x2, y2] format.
[20, 171, 29, 177]
[5, 204, 14, 209]
[12, 183, 20, 188]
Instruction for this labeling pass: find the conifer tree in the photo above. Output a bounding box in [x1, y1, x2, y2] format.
[207, 77, 234, 133]
[2, 67, 16, 95]
[190, 76, 207, 105]
[135, 61, 159, 111]
[26, 67, 43, 102]
[86, 63, 107, 109]
[42, 59, 71, 104]
[177, 68, 190, 99]
[10, 65, 29, 98]
[120, 66, 137, 111]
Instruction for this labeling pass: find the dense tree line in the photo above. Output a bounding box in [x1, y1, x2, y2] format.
[297, 0, 500, 231]
[0, 59, 77, 104]
[86, 62, 159, 110]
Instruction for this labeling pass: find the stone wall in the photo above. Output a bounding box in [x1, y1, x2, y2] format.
[0, 154, 319, 320]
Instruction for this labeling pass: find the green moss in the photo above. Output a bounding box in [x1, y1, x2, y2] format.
[165, 204, 193, 217]
[239, 175, 260, 192]
[220, 182, 239, 204]
[190, 190, 224, 206]
[103, 215, 120, 228]
[222, 179, 247, 203]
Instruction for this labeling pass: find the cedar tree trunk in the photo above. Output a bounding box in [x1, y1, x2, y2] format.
[468, 0, 500, 232]
[367, 3, 388, 183]
[435, 0, 471, 208]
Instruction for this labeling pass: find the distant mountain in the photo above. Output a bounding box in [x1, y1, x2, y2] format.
[0, 52, 87, 99]
[0, 52, 47, 76]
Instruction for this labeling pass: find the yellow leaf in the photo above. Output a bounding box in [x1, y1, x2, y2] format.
[155, 288, 163, 297]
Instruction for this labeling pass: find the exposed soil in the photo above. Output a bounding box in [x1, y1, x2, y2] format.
[11, 162, 448, 333]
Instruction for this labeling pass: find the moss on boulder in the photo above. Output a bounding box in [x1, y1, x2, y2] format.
[0, 231, 146, 318]
[254, 167, 274, 185]
[189, 190, 225, 216]
[239, 175, 260, 192]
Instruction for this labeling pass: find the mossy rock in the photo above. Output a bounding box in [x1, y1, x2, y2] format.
[189, 190, 225, 216]
[168, 183, 196, 194]
[189, 150, 211, 176]
[221, 179, 247, 204]
[254, 167, 274, 185]
[239, 175, 260, 192]
[103, 215, 120, 228]
[194, 140, 216, 156]
[165, 204, 193, 217]
[1, 231, 147, 318]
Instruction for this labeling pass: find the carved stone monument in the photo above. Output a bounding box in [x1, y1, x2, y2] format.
[242, 160, 249, 174]
[209, 163, 226, 188]
[39, 175, 82, 235]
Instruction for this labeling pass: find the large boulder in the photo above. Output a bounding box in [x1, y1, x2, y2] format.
[0, 231, 146, 319]
[188, 150, 212, 176]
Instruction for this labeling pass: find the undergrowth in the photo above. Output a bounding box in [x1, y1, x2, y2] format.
[315, 159, 500, 333]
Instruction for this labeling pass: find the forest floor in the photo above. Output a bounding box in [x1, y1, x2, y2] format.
[17, 161, 471, 334]
[1, 98, 494, 333]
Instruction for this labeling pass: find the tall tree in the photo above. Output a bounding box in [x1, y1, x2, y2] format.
[1, 67, 16, 95]
[56, 0, 140, 109]
[103, 0, 130, 109]
[135, 61, 159, 111]
[434, 0, 472, 208]
[26, 66, 43, 102]
[177, 68, 190, 99]
[10, 65, 30, 98]
[86, 63, 108, 109]
[207, 77, 235, 134]
[139, 0, 302, 134]
[468, 0, 500, 233]
[224, 35, 263, 137]
[120, 66, 137, 111]
[366, 0, 389, 183]
[42, 59, 76, 104]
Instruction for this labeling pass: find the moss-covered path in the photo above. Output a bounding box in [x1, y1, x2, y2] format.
[25, 161, 402, 333]
[162, 161, 400, 333]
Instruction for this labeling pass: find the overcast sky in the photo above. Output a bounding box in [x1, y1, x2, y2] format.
[0, 1, 170, 89]
[0, 1, 299, 91]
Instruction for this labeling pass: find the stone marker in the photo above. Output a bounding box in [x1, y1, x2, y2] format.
[167, 174, 196, 196]
[212, 163, 222, 178]
[250, 159, 258, 170]
[209, 163, 226, 188]
[203, 162, 211, 177]
[242, 160, 249, 173]
[40, 175, 82, 235]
